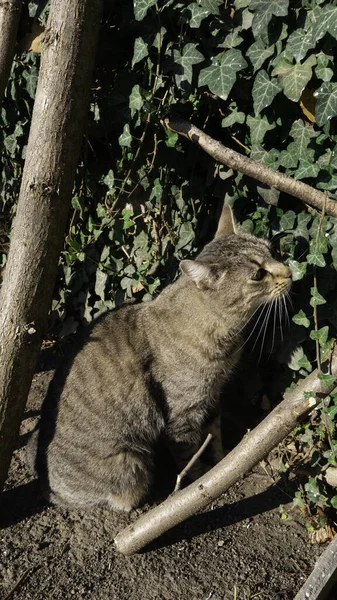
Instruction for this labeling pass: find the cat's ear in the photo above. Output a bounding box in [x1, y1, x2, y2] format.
[180, 260, 211, 289]
[215, 204, 236, 238]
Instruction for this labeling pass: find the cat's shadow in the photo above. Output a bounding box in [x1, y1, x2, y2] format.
[0, 480, 46, 529]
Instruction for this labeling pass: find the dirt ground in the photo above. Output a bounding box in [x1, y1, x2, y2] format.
[0, 358, 336, 600]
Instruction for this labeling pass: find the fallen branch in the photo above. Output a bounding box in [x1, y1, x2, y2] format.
[174, 433, 212, 493]
[162, 118, 337, 219]
[294, 534, 337, 600]
[114, 354, 337, 555]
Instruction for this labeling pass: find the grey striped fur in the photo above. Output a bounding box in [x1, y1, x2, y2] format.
[28, 205, 292, 511]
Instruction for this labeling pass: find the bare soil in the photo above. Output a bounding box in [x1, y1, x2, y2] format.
[0, 358, 335, 600]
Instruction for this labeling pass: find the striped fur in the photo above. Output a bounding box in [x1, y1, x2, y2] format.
[28, 205, 291, 511]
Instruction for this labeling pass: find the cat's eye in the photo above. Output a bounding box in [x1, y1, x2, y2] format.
[251, 268, 267, 281]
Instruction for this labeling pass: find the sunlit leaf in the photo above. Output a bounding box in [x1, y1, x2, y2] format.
[133, 0, 157, 20]
[247, 115, 274, 144]
[286, 29, 314, 62]
[272, 55, 316, 102]
[132, 37, 149, 68]
[251, 0, 289, 37]
[252, 69, 281, 114]
[292, 309, 310, 328]
[246, 40, 274, 72]
[199, 49, 247, 100]
[173, 43, 204, 88]
[314, 82, 337, 128]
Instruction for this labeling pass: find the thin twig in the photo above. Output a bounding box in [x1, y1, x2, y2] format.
[162, 118, 337, 218]
[174, 433, 213, 492]
[3, 566, 40, 600]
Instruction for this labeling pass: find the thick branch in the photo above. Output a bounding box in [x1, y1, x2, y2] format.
[0, 0, 22, 104]
[0, 0, 103, 492]
[294, 533, 337, 600]
[114, 355, 337, 555]
[162, 118, 337, 218]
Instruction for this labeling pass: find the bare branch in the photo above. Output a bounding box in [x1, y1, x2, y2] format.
[114, 353, 337, 555]
[162, 118, 337, 219]
[174, 433, 213, 493]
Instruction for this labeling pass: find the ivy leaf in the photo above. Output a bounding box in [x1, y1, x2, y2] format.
[246, 40, 274, 72]
[22, 66, 39, 99]
[252, 69, 281, 114]
[288, 260, 307, 281]
[310, 287, 327, 307]
[310, 5, 337, 43]
[133, 0, 157, 21]
[292, 309, 310, 328]
[199, 49, 247, 101]
[289, 119, 318, 162]
[305, 477, 327, 507]
[247, 115, 274, 144]
[286, 29, 314, 62]
[187, 0, 221, 28]
[132, 37, 149, 68]
[280, 210, 296, 231]
[307, 248, 326, 268]
[250, 0, 289, 37]
[103, 170, 115, 192]
[314, 82, 337, 128]
[294, 160, 320, 180]
[222, 109, 245, 127]
[298, 355, 313, 373]
[272, 55, 316, 102]
[173, 43, 204, 88]
[318, 371, 336, 388]
[307, 235, 328, 266]
[129, 85, 144, 117]
[118, 124, 132, 148]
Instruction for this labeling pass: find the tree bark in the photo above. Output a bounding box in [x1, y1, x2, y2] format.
[162, 118, 337, 218]
[114, 354, 337, 555]
[0, 0, 103, 493]
[0, 0, 22, 104]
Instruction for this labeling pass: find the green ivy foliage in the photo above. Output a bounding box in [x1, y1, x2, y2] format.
[1, 0, 337, 527]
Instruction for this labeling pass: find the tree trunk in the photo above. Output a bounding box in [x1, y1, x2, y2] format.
[115, 355, 337, 555]
[0, 0, 103, 493]
[0, 0, 22, 104]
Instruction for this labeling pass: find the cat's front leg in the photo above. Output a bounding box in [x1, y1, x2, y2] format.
[167, 412, 225, 482]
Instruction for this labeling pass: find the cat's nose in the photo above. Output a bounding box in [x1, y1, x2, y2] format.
[283, 265, 292, 279]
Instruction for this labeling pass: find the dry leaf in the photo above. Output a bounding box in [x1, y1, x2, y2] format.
[300, 88, 316, 124]
[17, 24, 44, 54]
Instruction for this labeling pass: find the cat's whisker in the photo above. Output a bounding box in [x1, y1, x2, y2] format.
[235, 301, 265, 336]
[239, 302, 270, 350]
[282, 294, 290, 328]
[278, 297, 284, 342]
[285, 290, 293, 311]
[271, 297, 277, 355]
[257, 300, 274, 362]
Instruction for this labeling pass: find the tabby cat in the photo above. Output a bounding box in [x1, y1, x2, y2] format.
[28, 205, 292, 511]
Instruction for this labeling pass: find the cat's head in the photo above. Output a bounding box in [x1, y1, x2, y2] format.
[180, 204, 292, 320]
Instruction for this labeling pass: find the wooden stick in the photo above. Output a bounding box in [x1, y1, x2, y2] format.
[174, 433, 213, 492]
[114, 354, 337, 555]
[293, 534, 337, 600]
[162, 118, 337, 219]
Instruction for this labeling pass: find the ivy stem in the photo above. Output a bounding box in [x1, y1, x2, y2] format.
[312, 193, 336, 461]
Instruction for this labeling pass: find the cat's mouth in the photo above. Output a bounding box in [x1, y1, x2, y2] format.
[272, 277, 292, 298]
